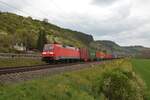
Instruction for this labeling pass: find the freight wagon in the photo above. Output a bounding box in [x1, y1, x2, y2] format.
[96, 51, 105, 60]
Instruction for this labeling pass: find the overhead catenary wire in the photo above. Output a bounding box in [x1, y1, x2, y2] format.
[0, 0, 78, 30]
[0, 0, 43, 19]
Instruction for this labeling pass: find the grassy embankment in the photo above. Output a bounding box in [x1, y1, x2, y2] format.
[0, 59, 148, 100]
[131, 59, 150, 98]
[0, 58, 46, 68]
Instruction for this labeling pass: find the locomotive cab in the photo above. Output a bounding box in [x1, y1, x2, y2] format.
[42, 44, 55, 61]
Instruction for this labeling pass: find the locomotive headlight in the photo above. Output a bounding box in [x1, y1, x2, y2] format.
[42, 52, 46, 54]
[48, 52, 54, 54]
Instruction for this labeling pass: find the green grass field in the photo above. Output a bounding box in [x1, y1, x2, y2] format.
[0, 58, 46, 68]
[131, 59, 150, 90]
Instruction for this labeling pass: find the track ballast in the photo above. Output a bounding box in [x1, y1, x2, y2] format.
[0, 62, 94, 75]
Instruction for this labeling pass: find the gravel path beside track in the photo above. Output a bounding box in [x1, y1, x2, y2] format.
[0, 62, 103, 84]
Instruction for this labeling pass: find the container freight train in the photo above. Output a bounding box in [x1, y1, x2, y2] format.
[42, 43, 115, 63]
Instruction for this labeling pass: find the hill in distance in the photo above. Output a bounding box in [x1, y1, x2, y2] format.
[91, 40, 150, 58]
[0, 12, 149, 58]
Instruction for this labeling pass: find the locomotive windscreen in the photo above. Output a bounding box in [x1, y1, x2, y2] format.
[43, 44, 53, 51]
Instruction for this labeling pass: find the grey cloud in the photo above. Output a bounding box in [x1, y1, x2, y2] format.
[61, 9, 150, 47]
[68, 13, 145, 35]
[0, 0, 29, 13]
[65, 1, 132, 35]
[92, 0, 119, 6]
[93, 22, 150, 47]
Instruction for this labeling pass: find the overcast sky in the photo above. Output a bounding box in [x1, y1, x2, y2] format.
[0, 0, 150, 47]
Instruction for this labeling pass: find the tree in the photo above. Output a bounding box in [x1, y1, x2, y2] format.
[14, 29, 37, 50]
[0, 34, 14, 52]
[37, 28, 47, 51]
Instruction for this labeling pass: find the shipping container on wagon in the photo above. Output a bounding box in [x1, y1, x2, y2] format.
[105, 54, 113, 59]
[96, 51, 105, 60]
[79, 48, 89, 61]
[112, 54, 117, 59]
[88, 49, 96, 61]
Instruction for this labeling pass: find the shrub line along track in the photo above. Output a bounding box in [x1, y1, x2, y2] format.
[0, 62, 99, 75]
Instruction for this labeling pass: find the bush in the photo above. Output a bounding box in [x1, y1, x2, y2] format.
[100, 68, 146, 100]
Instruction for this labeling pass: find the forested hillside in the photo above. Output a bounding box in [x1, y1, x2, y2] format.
[0, 12, 93, 52]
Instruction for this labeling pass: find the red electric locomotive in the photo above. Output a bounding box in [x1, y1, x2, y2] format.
[42, 43, 80, 62]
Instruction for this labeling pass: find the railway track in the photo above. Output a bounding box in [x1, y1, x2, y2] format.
[0, 62, 90, 75]
[0, 61, 104, 84]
